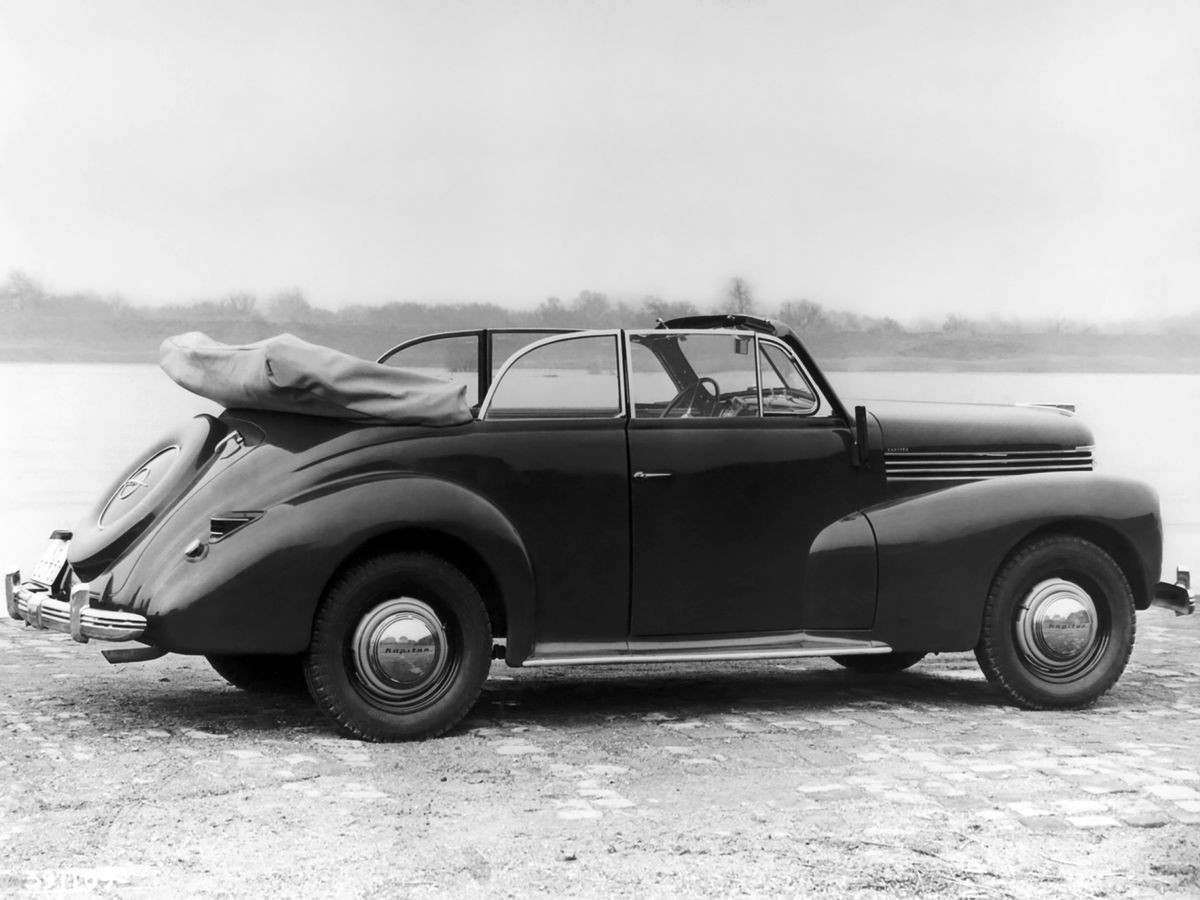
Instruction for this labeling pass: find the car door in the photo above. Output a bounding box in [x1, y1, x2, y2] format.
[474, 332, 632, 651]
[378, 329, 631, 654]
[626, 330, 870, 637]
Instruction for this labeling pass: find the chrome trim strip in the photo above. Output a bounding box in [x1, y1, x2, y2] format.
[523, 642, 892, 667]
[886, 448, 1095, 458]
[1019, 402, 1076, 413]
[887, 458, 1094, 466]
[888, 469, 1095, 477]
[888, 468, 1094, 475]
[888, 474, 1086, 483]
[885, 448, 1094, 481]
[754, 333, 765, 415]
[887, 457, 1094, 465]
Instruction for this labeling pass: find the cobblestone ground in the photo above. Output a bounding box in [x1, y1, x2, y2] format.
[1, 610, 1198, 898]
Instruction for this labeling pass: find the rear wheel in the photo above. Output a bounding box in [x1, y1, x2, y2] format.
[206, 653, 307, 693]
[832, 652, 926, 673]
[304, 553, 492, 741]
[975, 535, 1135, 709]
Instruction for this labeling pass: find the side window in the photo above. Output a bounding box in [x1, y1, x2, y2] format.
[629, 332, 759, 418]
[627, 340, 679, 415]
[486, 335, 622, 419]
[491, 332, 562, 381]
[759, 342, 819, 415]
[380, 334, 481, 405]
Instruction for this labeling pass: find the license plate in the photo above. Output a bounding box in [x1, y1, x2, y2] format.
[28, 539, 69, 588]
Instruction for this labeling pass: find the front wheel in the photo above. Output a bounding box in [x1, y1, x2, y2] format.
[975, 535, 1135, 709]
[304, 553, 492, 741]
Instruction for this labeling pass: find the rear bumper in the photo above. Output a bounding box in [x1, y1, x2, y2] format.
[1152, 569, 1196, 617]
[5, 569, 147, 642]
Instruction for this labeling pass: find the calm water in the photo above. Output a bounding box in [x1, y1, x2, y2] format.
[2, 363, 1197, 577]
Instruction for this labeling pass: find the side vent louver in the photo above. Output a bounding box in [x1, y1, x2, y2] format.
[209, 511, 263, 542]
[885, 448, 1094, 482]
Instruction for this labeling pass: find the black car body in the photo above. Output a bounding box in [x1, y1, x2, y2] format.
[7, 315, 1194, 740]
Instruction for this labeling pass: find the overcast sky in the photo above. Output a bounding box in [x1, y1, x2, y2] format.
[1, 0, 1197, 321]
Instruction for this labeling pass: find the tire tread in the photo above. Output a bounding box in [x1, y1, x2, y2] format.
[975, 535, 1135, 710]
[304, 552, 491, 741]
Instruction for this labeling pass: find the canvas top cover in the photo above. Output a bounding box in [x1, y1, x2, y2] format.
[159, 332, 472, 427]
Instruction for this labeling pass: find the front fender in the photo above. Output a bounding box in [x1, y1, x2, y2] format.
[133, 475, 535, 658]
[865, 473, 1162, 651]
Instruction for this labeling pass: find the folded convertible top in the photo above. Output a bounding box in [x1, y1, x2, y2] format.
[159, 332, 472, 426]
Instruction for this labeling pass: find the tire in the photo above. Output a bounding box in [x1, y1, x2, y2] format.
[975, 535, 1135, 709]
[832, 652, 926, 673]
[304, 553, 492, 741]
[206, 653, 308, 693]
[70, 415, 228, 579]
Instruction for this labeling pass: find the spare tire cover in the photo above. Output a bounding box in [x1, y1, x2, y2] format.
[69, 415, 228, 579]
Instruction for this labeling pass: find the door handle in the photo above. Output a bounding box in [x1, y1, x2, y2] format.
[633, 471, 672, 480]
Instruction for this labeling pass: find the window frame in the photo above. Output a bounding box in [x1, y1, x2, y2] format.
[756, 335, 824, 417]
[479, 330, 627, 421]
[625, 328, 757, 419]
[377, 328, 576, 408]
[623, 329, 826, 420]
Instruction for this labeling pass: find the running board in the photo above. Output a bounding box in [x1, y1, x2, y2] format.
[522, 636, 892, 667]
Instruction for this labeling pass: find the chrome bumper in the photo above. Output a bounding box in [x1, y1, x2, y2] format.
[1152, 569, 1196, 617]
[5, 569, 147, 642]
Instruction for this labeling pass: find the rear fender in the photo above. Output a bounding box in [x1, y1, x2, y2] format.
[139, 475, 535, 659]
[865, 473, 1161, 651]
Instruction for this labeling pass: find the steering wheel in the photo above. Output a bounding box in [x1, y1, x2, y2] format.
[661, 377, 721, 418]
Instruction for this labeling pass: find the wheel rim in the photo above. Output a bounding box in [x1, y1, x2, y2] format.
[1014, 578, 1107, 681]
[351, 597, 457, 712]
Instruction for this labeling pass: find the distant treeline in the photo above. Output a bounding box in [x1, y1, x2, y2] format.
[3, 270, 1199, 371]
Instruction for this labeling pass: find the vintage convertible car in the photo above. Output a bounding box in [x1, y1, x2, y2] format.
[6, 315, 1195, 740]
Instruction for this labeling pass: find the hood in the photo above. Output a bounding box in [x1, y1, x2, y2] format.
[864, 399, 1094, 453]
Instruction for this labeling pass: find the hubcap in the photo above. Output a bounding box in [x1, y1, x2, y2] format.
[352, 598, 452, 709]
[1015, 578, 1104, 678]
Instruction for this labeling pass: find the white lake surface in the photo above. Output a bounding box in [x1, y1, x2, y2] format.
[1, 363, 1197, 578]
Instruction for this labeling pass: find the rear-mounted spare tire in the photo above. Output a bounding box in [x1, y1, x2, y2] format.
[69, 415, 229, 579]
